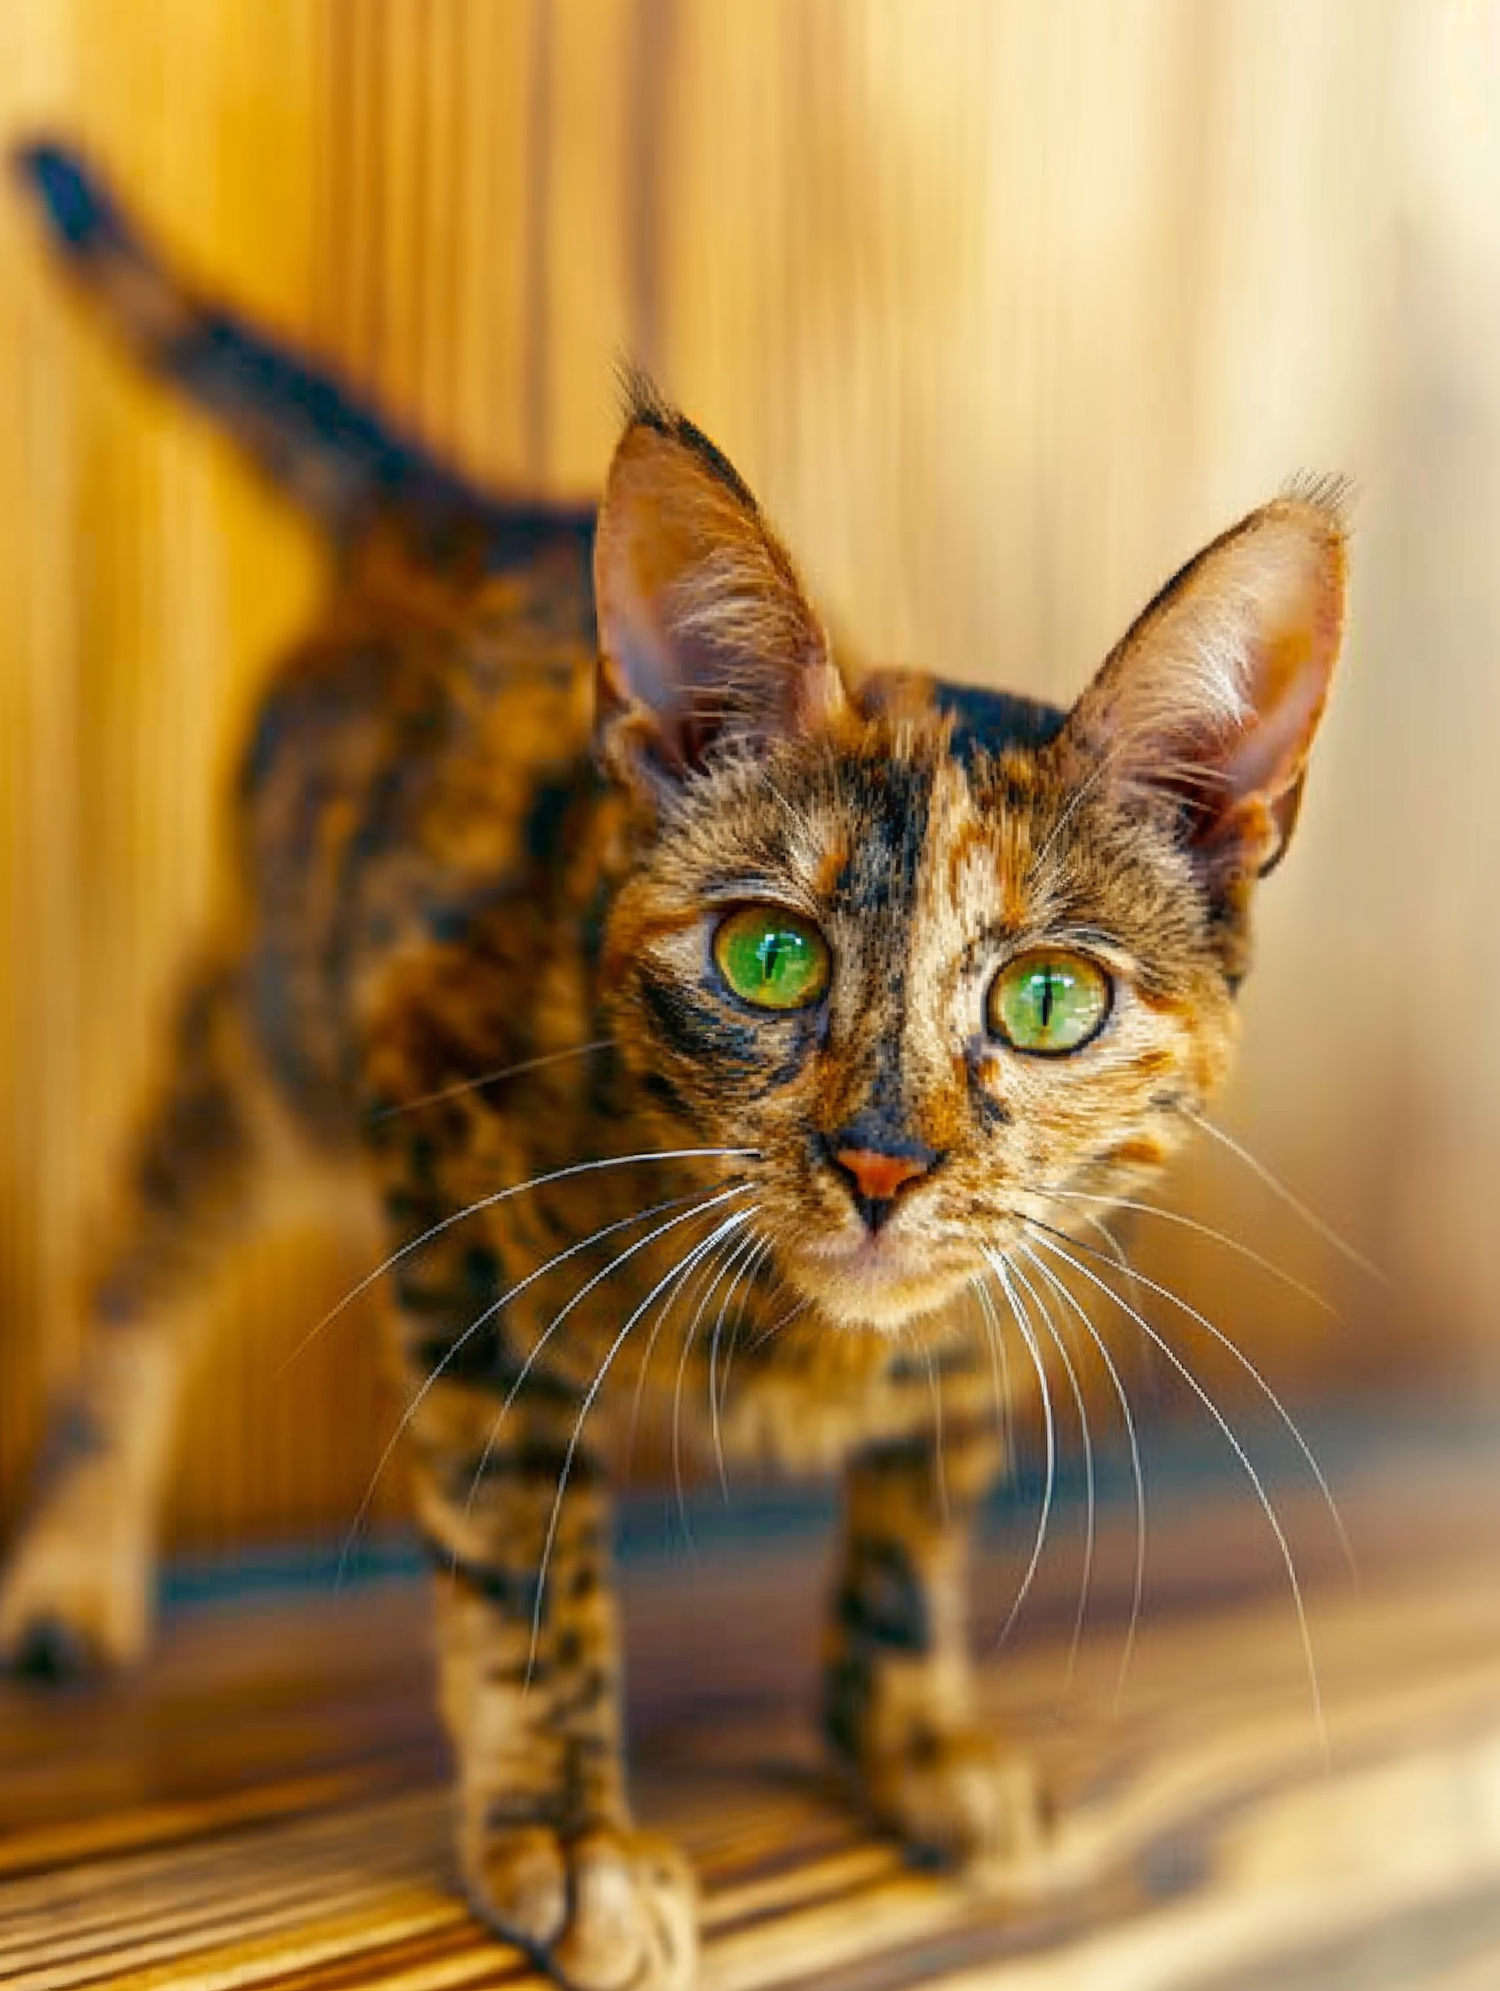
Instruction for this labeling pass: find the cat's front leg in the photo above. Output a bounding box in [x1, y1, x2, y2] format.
[411, 1384, 695, 1991]
[823, 1414, 1048, 1881]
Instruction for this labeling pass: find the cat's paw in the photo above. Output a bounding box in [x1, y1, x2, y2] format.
[0, 1520, 153, 1680]
[466, 1822, 697, 1991]
[861, 1728, 1049, 1882]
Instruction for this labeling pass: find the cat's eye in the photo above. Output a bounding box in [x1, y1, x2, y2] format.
[988, 949, 1111, 1055]
[713, 905, 831, 1012]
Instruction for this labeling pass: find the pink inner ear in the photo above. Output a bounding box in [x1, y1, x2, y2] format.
[1220, 623, 1334, 807]
[593, 413, 842, 776]
[595, 500, 698, 744]
[1071, 496, 1347, 870]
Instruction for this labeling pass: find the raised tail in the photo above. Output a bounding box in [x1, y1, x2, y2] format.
[13, 140, 483, 535]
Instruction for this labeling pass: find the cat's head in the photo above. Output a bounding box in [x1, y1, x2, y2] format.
[592, 381, 1348, 1333]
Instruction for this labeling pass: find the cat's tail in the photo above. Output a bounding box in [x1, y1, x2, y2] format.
[13, 138, 484, 536]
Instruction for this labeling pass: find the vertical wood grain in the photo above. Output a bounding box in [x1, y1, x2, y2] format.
[1, 0, 1497, 1549]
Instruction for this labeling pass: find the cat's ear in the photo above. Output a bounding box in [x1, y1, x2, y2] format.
[593, 378, 846, 793]
[1062, 485, 1349, 881]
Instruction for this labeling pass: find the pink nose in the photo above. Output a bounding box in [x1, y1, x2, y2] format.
[832, 1147, 933, 1204]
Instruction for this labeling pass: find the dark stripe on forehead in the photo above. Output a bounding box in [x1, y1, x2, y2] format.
[824, 744, 938, 1126]
[930, 682, 1068, 767]
[831, 747, 935, 918]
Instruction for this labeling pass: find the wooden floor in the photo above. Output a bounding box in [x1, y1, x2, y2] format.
[3, 1417, 1500, 1989]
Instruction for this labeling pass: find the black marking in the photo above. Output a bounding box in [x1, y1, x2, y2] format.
[838, 753, 933, 920]
[619, 367, 760, 511]
[521, 777, 576, 869]
[161, 311, 478, 526]
[821, 1653, 870, 1762]
[134, 1078, 244, 1214]
[549, 1666, 611, 1727]
[15, 142, 126, 253]
[429, 1540, 544, 1621]
[931, 682, 1068, 764]
[638, 970, 761, 1073]
[422, 887, 511, 948]
[855, 1432, 937, 1473]
[400, 1245, 510, 1383]
[405, 1318, 507, 1386]
[763, 1023, 818, 1091]
[837, 1535, 930, 1653]
[448, 1435, 598, 1494]
[10, 1617, 98, 1685]
[640, 1067, 693, 1121]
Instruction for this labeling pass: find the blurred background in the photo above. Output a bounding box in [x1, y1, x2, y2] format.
[1, 0, 1498, 1554]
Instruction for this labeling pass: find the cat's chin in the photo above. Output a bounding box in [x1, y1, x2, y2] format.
[785, 1232, 974, 1334]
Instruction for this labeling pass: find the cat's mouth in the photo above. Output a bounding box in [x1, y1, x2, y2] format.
[787, 1226, 976, 1330]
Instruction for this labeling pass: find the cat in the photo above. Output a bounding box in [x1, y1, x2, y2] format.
[0, 141, 1347, 1991]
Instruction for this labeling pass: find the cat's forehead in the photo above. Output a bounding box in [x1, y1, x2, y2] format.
[675, 704, 1089, 934]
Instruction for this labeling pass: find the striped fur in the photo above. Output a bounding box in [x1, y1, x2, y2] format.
[0, 146, 1348, 1991]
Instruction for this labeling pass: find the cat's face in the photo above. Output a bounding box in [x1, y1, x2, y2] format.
[594, 385, 1347, 1333]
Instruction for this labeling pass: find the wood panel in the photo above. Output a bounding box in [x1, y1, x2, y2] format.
[2, 0, 1498, 1547]
[3, 1434, 1500, 1985]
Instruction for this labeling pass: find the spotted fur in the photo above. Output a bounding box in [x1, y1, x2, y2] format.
[0, 146, 1348, 1991]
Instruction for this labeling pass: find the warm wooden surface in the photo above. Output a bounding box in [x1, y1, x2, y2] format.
[5, 0, 1500, 1549]
[3, 1424, 1500, 1988]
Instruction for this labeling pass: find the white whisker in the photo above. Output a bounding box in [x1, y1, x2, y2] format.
[745, 1289, 811, 1354]
[1078, 1210, 1147, 1325]
[970, 1278, 1013, 1478]
[458, 1183, 755, 1533]
[1027, 741, 1123, 880]
[526, 1205, 757, 1680]
[369, 1039, 613, 1122]
[1035, 1219, 1354, 1577]
[924, 1345, 949, 1527]
[1010, 1254, 1094, 1693]
[1027, 1225, 1329, 1760]
[278, 1145, 758, 1377]
[1050, 1188, 1339, 1319]
[673, 1217, 763, 1546]
[1178, 1107, 1390, 1287]
[625, 1217, 738, 1479]
[1021, 1243, 1146, 1710]
[715, 1234, 775, 1449]
[983, 1248, 1056, 1653]
[972, 1274, 1017, 1463]
[335, 1187, 706, 1578]
[708, 1228, 768, 1497]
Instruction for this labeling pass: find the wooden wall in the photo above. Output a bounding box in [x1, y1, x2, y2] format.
[2, 0, 1498, 1549]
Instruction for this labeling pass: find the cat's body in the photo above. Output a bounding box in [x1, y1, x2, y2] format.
[0, 145, 1348, 1991]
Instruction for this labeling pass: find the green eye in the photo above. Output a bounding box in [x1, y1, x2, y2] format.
[713, 905, 831, 1011]
[988, 950, 1111, 1055]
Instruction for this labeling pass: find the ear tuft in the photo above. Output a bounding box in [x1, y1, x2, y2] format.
[1064, 490, 1349, 881]
[593, 380, 844, 793]
[1280, 469, 1356, 529]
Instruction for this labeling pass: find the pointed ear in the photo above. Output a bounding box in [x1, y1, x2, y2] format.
[592, 380, 847, 793]
[1062, 485, 1350, 881]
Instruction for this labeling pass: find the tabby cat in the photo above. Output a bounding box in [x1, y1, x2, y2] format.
[0, 144, 1347, 1991]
